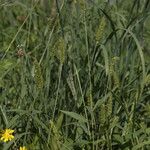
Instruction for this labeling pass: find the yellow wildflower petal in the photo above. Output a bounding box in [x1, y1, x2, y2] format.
[19, 146, 27, 150]
[0, 128, 14, 142]
[6, 129, 14, 134]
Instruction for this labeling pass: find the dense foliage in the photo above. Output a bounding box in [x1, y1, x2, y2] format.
[0, 0, 150, 149]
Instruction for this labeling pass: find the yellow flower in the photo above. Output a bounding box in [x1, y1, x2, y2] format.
[0, 129, 14, 142]
[19, 146, 27, 150]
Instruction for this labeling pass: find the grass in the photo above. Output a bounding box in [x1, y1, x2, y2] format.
[0, 0, 150, 149]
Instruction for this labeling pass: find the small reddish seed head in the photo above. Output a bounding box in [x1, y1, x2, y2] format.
[17, 49, 25, 57]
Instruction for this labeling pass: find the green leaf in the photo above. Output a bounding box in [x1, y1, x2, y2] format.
[56, 113, 64, 130]
[132, 140, 150, 150]
[0, 59, 16, 78]
[60, 110, 87, 123]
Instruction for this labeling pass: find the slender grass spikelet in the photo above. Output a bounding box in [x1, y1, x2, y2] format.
[85, 88, 93, 108]
[33, 59, 43, 89]
[87, 92, 93, 108]
[109, 63, 114, 76]
[113, 71, 120, 88]
[109, 57, 120, 88]
[109, 65, 119, 87]
[50, 120, 59, 137]
[99, 104, 106, 126]
[50, 120, 62, 150]
[123, 121, 132, 136]
[95, 17, 106, 42]
[55, 37, 65, 64]
[107, 94, 112, 117]
[67, 70, 77, 101]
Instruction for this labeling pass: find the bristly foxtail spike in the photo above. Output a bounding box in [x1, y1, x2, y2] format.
[95, 17, 106, 43]
[33, 59, 44, 90]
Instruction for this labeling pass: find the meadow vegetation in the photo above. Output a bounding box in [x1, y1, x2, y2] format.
[0, 0, 150, 149]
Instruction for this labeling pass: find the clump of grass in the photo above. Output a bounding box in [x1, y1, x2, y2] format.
[0, 0, 150, 150]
